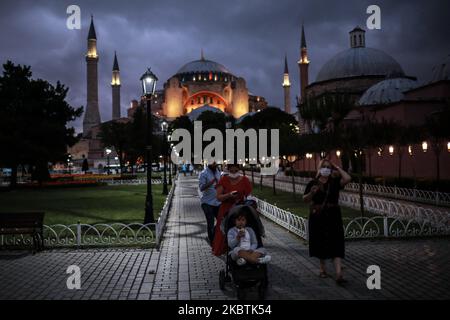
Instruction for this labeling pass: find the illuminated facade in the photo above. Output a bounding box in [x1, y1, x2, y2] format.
[149, 53, 266, 119]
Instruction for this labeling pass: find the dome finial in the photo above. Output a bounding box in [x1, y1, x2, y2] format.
[88, 15, 97, 40]
[201, 48, 205, 61]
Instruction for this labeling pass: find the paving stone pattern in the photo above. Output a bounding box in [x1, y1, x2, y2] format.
[0, 175, 448, 300]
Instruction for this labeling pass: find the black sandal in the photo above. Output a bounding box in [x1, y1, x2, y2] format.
[319, 271, 329, 278]
[336, 276, 348, 285]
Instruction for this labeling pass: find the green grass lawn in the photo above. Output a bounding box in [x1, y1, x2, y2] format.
[0, 184, 167, 225]
[251, 184, 368, 219]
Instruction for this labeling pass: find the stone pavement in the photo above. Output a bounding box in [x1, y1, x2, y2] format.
[0, 175, 449, 300]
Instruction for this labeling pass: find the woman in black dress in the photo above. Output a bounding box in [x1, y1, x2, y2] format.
[303, 159, 351, 285]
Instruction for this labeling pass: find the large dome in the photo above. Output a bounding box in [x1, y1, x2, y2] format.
[316, 47, 405, 82]
[358, 77, 417, 106]
[177, 59, 232, 75]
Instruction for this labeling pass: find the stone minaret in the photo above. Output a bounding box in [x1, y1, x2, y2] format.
[282, 54, 291, 114]
[298, 24, 309, 103]
[83, 16, 101, 136]
[111, 51, 121, 120]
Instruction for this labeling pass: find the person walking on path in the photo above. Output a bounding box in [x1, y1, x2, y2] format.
[212, 163, 252, 256]
[303, 159, 352, 285]
[199, 162, 222, 244]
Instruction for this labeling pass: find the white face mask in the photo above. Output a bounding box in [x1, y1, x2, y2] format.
[319, 168, 331, 177]
[228, 172, 241, 179]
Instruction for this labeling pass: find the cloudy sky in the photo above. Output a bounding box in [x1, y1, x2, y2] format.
[0, 0, 449, 133]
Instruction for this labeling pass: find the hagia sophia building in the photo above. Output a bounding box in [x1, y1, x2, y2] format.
[69, 17, 450, 179]
[69, 17, 270, 168]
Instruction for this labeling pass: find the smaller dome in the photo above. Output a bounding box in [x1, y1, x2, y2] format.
[430, 54, 450, 83]
[316, 47, 405, 82]
[359, 78, 418, 106]
[187, 105, 224, 121]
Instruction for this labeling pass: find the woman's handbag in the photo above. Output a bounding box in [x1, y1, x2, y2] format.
[310, 180, 331, 215]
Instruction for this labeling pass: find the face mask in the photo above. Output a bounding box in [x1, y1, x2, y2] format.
[319, 168, 331, 177]
[228, 172, 240, 179]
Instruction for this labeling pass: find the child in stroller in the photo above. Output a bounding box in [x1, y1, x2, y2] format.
[219, 200, 270, 300]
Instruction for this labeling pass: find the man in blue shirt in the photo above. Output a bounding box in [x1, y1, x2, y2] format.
[199, 161, 222, 244]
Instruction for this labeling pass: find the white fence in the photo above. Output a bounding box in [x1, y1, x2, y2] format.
[255, 198, 450, 241]
[0, 180, 176, 249]
[345, 183, 450, 206]
[249, 173, 450, 229]
[245, 171, 450, 207]
[103, 179, 162, 186]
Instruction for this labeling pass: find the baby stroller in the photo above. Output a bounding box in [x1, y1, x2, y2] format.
[218, 200, 268, 300]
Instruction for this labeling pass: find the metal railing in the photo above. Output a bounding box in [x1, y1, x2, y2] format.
[255, 198, 450, 241]
[345, 183, 450, 206]
[102, 179, 162, 185]
[0, 180, 176, 249]
[256, 199, 308, 239]
[245, 171, 450, 207]
[249, 173, 450, 228]
[155, 179, 176, 247]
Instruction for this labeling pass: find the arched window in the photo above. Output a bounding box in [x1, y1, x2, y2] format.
[359, 35, 362, 46]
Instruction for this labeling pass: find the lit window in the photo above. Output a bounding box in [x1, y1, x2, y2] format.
[422, 141, 428, 153]
[388, 146, 394, 155]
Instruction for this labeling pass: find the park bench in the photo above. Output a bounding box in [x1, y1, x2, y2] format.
[0, 212, 45, 252]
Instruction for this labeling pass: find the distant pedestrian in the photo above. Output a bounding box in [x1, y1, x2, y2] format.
[303, 159, 352, 285]
[199, 162, 221, 245]
[82, 155, 89, 174]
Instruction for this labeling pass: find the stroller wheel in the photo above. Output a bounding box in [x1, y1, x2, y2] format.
[237, 286, 246, 300]
[258, 281, 267, 300]
[219, 270, 226, 290]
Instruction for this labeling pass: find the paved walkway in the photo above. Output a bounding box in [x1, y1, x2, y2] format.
[0, 175, 449, 300]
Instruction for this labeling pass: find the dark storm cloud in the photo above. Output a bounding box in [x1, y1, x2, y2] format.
[0, 0, 449, 133]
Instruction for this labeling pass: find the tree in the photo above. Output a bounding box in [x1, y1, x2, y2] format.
[424, 108, 450, 185]
[99, 121, 128, 174]
[126, 107, 146, 173]
[241, 107, 298, 195]
[393, 124, 422, 179]
[0, 61, 82, 187]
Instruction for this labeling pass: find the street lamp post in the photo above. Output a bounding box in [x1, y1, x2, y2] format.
[105, 148, 112, 175]
[141, 68, 158, 224]
[67, 154, 72, 174]
[168, 136, 172, 185]
[161, 120, 169, 195]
